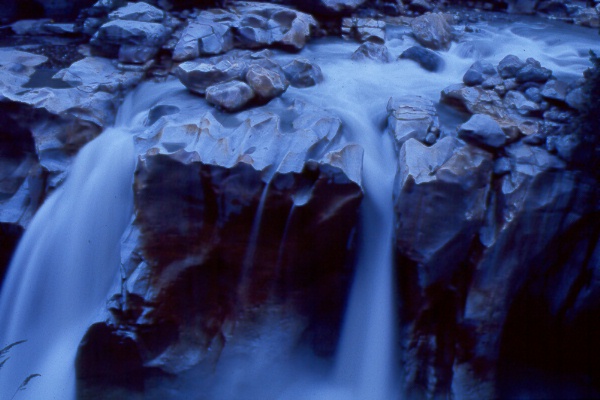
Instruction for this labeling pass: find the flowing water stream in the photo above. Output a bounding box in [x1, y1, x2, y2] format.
[1, 15, 599, 400]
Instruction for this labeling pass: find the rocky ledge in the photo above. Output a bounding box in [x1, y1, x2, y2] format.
[388, 55, 600, 399]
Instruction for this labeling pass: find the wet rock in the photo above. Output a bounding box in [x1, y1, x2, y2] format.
[540, 79, 569, 103]
[351, 42, 392, 63]
[78, 98, 364, 384]
[565, 86, 585, 110]
[205, 80, 255, 112]
[410, 13, 454, 51]
[172, 10, 236, 61]
[172, 4, 316, 61]
[503, 90, 541, 116]
[245, 65, 288, 100]
[497, 55, 525, 79]
[395, 137, 493, 286]
[458, 113, 506, 148]
[440, 84, 505, 118]
[341, 17, 386, 43]
[515, 59, 552, 83]
[524, 86, 542, 103]
[452, 141, 595, 399]
[387, 96, 440, 148]
[481, 74, 503, 89]
[463, 60, 497, 86]
[108, 1, 164, 23]
[90, 19, 170, 63]
[399, 46, 444, 72]
[53, 56, 144, 93]
[230, 2, 316, 51]
[281, 58, 323, 88]
[175, 60, 244, 96]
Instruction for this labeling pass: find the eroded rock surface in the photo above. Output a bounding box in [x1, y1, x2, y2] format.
[76, 94, 364, 394]
[396, 55, 600, 400]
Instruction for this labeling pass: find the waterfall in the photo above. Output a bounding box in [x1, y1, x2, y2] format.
[239, 181, 271, 300]
[0, 127, 135, 400]
[2, 14, 599, 400]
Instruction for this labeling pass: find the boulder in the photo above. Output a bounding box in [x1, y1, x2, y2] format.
[515, 58, 552, 83]
[245, 65, 289, 100]
[175, 60, 245, 96]
[205, 80, 255, 112]
[351, 42, 392, 63]
[565, 86, 585, 110]
[172, 10, 236, 61]
[386, 96, 440, 148]
[108, 2, 164, 22]
[91, 19, 170, 63]
[53, 56, 144, 93]
[463, 60, 497, 86]
[399, 46, 444, 72]
[410, 13, 454, 51]
[458, 113, 507, 148]
[172, 4, 316, 62]
[497, 54, 526, 79]
[230, 2, 317, 50]
[503, 90, 541, 116]
[540, 79, 569, 103]
[175, 50, 306, 109]
[281, 58, 323, 88]
[441, 84, 506, 118]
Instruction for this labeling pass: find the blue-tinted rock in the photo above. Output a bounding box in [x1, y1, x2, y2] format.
[497, 55, 525, 79]
[399, 46, 444, 72]
[463, 60, 496, 86]
[458, 113, 506, 148]
[351, 42, 392, 63]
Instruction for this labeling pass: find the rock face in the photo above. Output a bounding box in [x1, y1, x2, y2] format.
[397, 55, 600, 400]
[0, 48, 142, 232]
[76, 97, 364, 395]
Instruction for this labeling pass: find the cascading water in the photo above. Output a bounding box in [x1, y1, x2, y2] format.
[0, 127, 135, 400]
[1, 13, 600, 400]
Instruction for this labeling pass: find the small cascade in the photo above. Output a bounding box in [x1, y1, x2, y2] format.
[331, 115, 397, 400]
[238, 181, 271, 301]
[0, 128, 135, 399]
